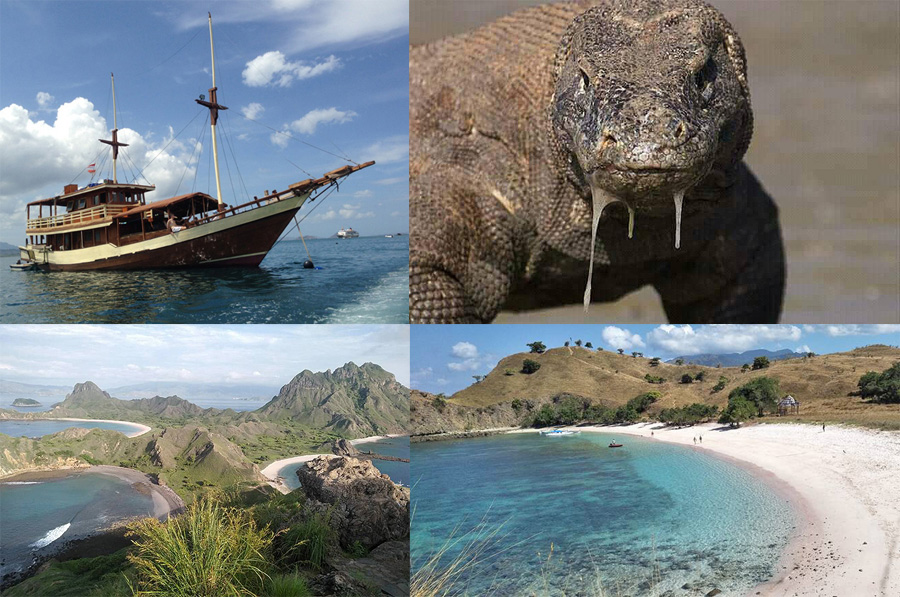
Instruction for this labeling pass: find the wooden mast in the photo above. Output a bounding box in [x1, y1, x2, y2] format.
[100, 73, 128, 184]
[195, 12, 228, 211]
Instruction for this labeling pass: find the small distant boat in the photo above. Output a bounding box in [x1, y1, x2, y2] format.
[337, 227, 359, 239]
[608, 442, 623, 448]
[385, 234, 393, 238]
[540, 429, 580, 436]
[9, 261, 38, 271]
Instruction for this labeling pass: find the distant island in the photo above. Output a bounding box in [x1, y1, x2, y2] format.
[0, 241, 19, 255]
[11, 398, 41, 407]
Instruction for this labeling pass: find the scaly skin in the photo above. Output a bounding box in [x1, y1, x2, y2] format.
[410, 0, 784, 323]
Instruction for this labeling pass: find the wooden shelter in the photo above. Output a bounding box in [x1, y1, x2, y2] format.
[777, 395, 800, 415]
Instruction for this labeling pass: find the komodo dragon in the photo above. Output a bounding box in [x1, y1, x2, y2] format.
[409, 0, 784, 323]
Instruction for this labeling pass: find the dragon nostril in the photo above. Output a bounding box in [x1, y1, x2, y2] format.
[599, 132, 617, 153]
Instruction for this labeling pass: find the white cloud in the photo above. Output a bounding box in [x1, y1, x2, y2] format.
[359, 135, 408, 165]
[796, 345, 812, 354]
[0, 98, 198, 241]
[288, 107, 356, 135]
[241, 102, 265, 120]
[242, 51, 340, 87]
[601, 326, 646, 351]
[821, 324, 900, 337]
[174, 1, 408, 54]
[36, 91, 54, 108]
[451, 342, 478, 359]
[353, 189, 372, 198]
[376, 177, 404, 186]
[646, 324, 802, 355]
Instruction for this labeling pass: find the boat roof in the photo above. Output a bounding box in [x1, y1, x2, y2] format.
[112, 192, 221, 219]
[27, 181, 156, 207]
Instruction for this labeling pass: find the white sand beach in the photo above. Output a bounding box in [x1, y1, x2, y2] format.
[54, 418, 151, 437]
[518, 422, 899, 596]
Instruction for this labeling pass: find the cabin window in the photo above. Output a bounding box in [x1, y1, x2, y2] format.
[77, 198, 86, 209]
[93, 195, 100, 205]
[67, 201, 74, 211]
[94, 230, 101, 244]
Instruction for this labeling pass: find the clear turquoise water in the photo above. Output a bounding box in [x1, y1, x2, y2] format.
[0, 419, 144, 438]
[0, 470, 155, 580]
[411, 433, 795, 596]
[0, 236, 408, 324]
[277, 436, 410, 489]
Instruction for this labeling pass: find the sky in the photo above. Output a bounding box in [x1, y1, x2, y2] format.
[0, 0, 409, 245]
[411, 324, 900, 394]
[0, 324, 410, 389]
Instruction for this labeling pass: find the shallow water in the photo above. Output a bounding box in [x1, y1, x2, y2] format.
[413, 0, 900, 323]
[0, 419, 144, 438]
[0, 236, 409, 324]
[0, 470, 156, 580]
[411, 433, 794, 595]
[277, 436, 410, 488]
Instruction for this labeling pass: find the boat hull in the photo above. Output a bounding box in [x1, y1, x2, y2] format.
[22, 194, 305, 271]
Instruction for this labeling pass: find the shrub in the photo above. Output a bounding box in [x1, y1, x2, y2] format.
[127, 495, 271, 596]
[564, 341, 570, 347]
[504, 369, 515, 376]
[617, 348, 625, 355]
[278, 511, 335, 570]
[526, 341, 546, 354]
[347, 540, 369, 558]
[511, 398, 523, 412]
[681, 374, 694, 384]
[522, 359, 541, 374]
[718, 397, 757, 427]
[532, 405, 556, 427]
[626, 391, 660, 413]
[265, 573, 310, 597]
[649, 357, 661, 367]
[431, 396, 447, 412]
[741, 363, 750, 372]
[585, 342, 593, 348]
[857, 362, 900, 403]
[694, 371, 706, 382]
[675, 358, 684, 366]
[644, 374, 665, 384]
[712, 376, 728, 393]
[728, 377, 780, 416]
[752, 356, 770, 370]
[575, 339, 582, 347]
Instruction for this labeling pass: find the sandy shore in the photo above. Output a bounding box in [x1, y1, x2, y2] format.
[50, 417, 151, 437]
[516, 422, 899, 596]
[349, 433, 405, 445]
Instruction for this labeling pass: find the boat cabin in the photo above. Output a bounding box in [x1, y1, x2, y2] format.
[24, 182, 220, 250]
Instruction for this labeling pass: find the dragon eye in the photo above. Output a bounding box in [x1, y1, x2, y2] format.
[579, 68, 591, 89]
[693, 55, 717, 101]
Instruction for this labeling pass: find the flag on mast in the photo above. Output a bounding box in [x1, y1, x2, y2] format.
[87, 163, 96, 174]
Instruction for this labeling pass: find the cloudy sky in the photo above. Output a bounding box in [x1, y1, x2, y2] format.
[0, 0, 408, 244]
[411, 324, 900, 394]
[0, 324, 409, 389]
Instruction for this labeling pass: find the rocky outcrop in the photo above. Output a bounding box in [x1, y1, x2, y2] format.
[296, 456, 409, 550]
[411, 389, 527, 437]
[331, 439, 359, 457]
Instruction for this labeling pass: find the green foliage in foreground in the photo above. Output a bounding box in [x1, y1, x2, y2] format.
[277, 512, 335, 570]
[658, 403, 719, 427]
[857, 362, 900, 403]
[127, 496, 272, 596]
[264, 573, 310, 597]
[2, 550, 133, 597]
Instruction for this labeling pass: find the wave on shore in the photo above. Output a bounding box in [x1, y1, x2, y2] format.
[29, 523, 70, 549]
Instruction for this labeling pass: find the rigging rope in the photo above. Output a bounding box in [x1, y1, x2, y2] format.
[240, 114, 359, 165]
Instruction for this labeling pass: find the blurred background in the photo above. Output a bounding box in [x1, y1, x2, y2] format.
[411, 0, 900, 323]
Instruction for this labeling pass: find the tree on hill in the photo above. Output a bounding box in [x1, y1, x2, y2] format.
[728, 377, 780, 416]
[617, 348, 625, 355]
[472, 375, 484, 383]
[694, 371, 706, 382]
[718, 397, 757, 427]
[650, 357, 661, 366]
[575, 339, 583, 347]
[585, 342, 593, 348]
[681, 374, 693, 384]
[522, 360, 541, 374]
[527, 341, 546, 354]
[712, 376, 728, 393]
[675, 358, 684, 366]
[741, 363, 750, 372]
[857, 363, 900, 403]
[752, 356, 770, 370]
[564, 341, 570, 347]
[644, 374, 665, 384]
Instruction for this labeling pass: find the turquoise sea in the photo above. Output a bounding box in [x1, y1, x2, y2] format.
[0, 236, 408, 324]
[411, 433, 795, 596]
[277, 436, 410, 488]
[0, 419, 145, 438]
[0, 470, 156, 582]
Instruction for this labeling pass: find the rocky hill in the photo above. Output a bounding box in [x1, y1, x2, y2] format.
[416, 345, 900, 432]
[667, 348, 803, 367]
[44, 382, 221, 423]
[257, 362, 410, 436]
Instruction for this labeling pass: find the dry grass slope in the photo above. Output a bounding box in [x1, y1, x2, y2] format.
[446, 345, 900, 429]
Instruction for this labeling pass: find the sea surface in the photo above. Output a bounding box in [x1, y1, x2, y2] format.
[0, 470, 156, 581]
[0, 419, 145, 438]
[277, 436, 410, 488]
[0, 236, 408, 324]
[411, 433, 794, 596]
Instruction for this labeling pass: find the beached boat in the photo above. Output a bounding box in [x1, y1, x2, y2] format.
[18, 15, 372, 272]
[540, 429, 580, 436]
[337, 227, 360, 239]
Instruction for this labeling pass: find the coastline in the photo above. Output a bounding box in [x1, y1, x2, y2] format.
[512, 422, 899, 596]
[260, 434, 408, 493]
[53, 417, 152, 437]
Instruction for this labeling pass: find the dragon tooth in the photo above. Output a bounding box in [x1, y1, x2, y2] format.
[584, 184, 617, 312]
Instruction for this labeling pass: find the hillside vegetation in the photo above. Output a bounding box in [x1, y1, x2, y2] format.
[422, 345, 900, 431]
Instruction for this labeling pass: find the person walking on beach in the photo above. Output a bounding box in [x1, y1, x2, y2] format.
[699, 435, 703, 444]
[693, 436, 697, 445]
[823, 423, 826, 432]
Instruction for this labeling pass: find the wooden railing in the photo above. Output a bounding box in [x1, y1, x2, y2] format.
[26, 204, 132, 231]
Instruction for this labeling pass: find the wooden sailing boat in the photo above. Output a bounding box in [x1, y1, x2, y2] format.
[19, 14, 373, 271]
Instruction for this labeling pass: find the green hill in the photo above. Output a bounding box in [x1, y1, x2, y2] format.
[257, 362, 410, 435]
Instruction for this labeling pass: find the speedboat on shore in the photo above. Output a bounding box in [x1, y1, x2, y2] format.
[540, 429, 580, 436]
